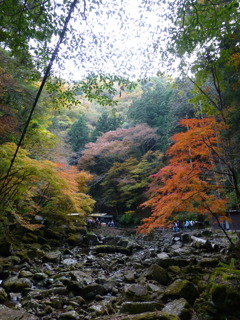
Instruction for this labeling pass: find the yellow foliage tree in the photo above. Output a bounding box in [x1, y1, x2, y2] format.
[0, 143, 95, 230]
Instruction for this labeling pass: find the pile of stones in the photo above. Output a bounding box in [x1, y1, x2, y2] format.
[0, 227, 240, 320]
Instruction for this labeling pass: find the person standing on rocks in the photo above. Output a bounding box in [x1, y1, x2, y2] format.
[173, 222, 179, 232]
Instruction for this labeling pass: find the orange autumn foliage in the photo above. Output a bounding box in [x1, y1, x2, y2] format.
[138, 117, 228, 233]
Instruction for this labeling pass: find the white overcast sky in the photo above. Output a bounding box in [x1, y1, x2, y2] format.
[52, 0, 173, 81]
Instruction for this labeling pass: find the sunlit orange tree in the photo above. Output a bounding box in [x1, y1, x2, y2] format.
[138, 117, 230, 235]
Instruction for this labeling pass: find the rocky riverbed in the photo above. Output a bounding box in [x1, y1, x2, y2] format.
[0, 226, 240, 320]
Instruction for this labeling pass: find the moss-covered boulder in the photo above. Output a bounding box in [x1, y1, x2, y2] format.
[146, 264, 171, 285]
[7, 255, 21, 265]
[3, 276, 32, 292]
[42, 250, 61, 263]
[163, 279, 198, 305]
[19, 270, 33, 278]
[194, 262, 240, 319]
[211, 282, 240, 310]
[124, 284, 150, 302]
[33, 272, 48, 281]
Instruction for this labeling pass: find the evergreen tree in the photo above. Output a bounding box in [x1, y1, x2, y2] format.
[68, 114, 90, 152]
[91, 110, 122, 141]
[128, 79, 174, 151]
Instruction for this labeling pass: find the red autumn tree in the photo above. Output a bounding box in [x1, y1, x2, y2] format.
[138, 117, 229, 234]
[78, 124, 159, 173]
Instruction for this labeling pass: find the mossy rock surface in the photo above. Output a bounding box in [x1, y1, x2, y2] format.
[146, 264, 171, 285]
[211, 283, 240, 311]
[210, 270, 240, 317]
[7, 255, 21, 265]
[164, 279, 199, 305]
[167, 266, 181, 274]
[210, 268, 240, 314]
[3, 276, 32, 292]
[42, 250, 61, 263]
[124, 284, 150, 302]
[194, 264, 240, 319]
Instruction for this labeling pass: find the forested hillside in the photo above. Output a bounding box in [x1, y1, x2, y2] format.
[0, 0, 240, 237]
